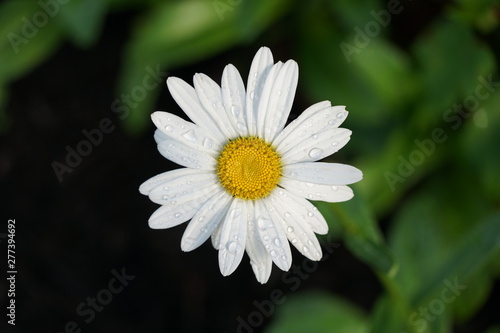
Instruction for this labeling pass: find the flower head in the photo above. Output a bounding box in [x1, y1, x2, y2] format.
[139, 47, 362, 283]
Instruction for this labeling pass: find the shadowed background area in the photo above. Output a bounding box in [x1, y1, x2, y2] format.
[1, 0, 499, 332]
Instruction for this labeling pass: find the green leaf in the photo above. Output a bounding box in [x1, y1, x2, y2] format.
[0, 0, 63, 83]
[316, 192, 397, 275]
[56, 0, 108, 48]
[264, 291, 368, 333]
[412, 19, 495, 127]
[410, 212, 500, 308]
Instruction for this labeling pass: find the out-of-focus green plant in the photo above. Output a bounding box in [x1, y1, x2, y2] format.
[1, 0, 499, 332]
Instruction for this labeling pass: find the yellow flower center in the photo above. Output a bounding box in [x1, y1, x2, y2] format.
[216, 137, 282, 200]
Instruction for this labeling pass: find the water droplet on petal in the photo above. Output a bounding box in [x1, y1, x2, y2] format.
[308, 194, 313, 199]
[174, 213, 181, 218]
[164, 125, 173, 132]
[182, 130, 197, 142]
[237, 122, 246, 131]
[328, 119, 337, 126]
[203, 137, 214, 148]
[274, 238, 282, 247]
[307, 211, 314, 217]
[249, 90, 255, 100]
[309, 148, 324, 159]
[230, 105, 241, 117]
[302, 246, 309, 252]
[270, 250, 277, 257]
[331, 141, 338, 146]
[276, 90, 282, 96]
[331, 186, 338, 191]
[337, 112, 345, 119]
[227, 241, 239, 253]
[287, 226, 294, 233]
[284, 212, 291, 218]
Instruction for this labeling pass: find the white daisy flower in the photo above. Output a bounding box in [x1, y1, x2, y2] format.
[139, 47, 362, 283]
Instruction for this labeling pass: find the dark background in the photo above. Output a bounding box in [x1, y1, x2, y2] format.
[1, 1, 499, 332]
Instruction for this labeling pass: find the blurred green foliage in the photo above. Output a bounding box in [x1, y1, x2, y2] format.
[1, 0, 499, 332]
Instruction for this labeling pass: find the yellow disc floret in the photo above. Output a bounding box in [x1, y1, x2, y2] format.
[217, 137, 282, 200]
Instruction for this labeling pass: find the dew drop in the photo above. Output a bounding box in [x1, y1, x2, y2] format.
[182, 130, 197, 142]
[270, 250, 277, 257]
[164, 125, 173, 132]
[287, 226, 294, 233]
[307, 240, 314, 246]
[249, 90, 255, 100]
[302, 246, 309, 252]
[276, 90, 282, 96]
[307, 211, 314, 217]
[174, 213, 181, 218]
[230, 105, 241, 117]
[227, 241, 239, 253]
[257, 217, 270, 230]
[291, 238, 298, 244]
[308, 148, 324, 159]
[253, 72, 258, 77]
[237, 122, 246, 131]
[331, 186, 338, 191]
[203, 137, 214, 148]
[284, 212, 291, 218]
[331, 141, 338, 146]
[274, 238, 282, 247]
[336, 112, 345, 119]
[263, 235, 270, 242]
[328, 119, 337, 126]
[162, 195, 168, 200]
[308, 194, 313, 199]
[198, 216, 205, 222]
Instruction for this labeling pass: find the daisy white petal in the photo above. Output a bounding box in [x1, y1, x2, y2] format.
[256, 199, 292, 271]
[151, 111, 223, 155]
[280, 128, 352, 164]
[193, 73, 239, 139]
[268, 191, 323, 261]
[147, 171, 218, 204]
[211, 218, 224, 250]
[273, 188, 329, 234]
[280, 177, 354, 203]
[167, 77, 226, 142]
[256, 61, 282, 139]
[283, 162, 363, 185]
[218, 199, 248, 276]
[246, 46, 274, 136]
[181, 190, 232, 252]
[274, 105, 348, 152]
[154, 129, 169, 144]
[148, 184, 219, 229]
[157, 137, 216, 170]
[245, 200, 273, 284]
[261, 60, 299, 142]
[139, 168, 210, 195]
[221, 64, 248, 136]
